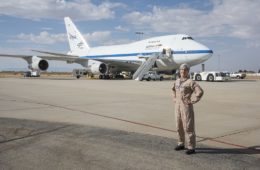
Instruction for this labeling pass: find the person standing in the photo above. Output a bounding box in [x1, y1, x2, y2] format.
[172, 64, 204, 155]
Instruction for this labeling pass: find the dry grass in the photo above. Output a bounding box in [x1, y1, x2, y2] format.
[0, 71, 260, 80]
[0, 71, 72, 78]
[245, 76, 260, 80]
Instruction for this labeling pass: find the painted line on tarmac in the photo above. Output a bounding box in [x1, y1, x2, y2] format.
[1, 98, 258, 151]
[43, 103, 254, 150]
[52, 105, 260, 152]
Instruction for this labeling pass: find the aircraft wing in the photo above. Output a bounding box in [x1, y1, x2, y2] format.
[0, 50, 143, 72]
[30, 50, 80, 61]
[0, 53, 79, 62]
[31, 50, 78, 58]
[38, 55, 79, 61]
[31, 49, 142, 70]
[0, 54, 37, 64]
[0, 54, 33, 59]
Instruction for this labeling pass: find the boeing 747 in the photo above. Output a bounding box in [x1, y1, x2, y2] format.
[0, 17, 213, 80]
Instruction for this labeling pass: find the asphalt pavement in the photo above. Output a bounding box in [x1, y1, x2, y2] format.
[0, 118, 259, 170]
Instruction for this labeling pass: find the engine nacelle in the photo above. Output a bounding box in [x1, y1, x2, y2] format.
[31, 56, 49, 71]
[86, 60, 107, 74]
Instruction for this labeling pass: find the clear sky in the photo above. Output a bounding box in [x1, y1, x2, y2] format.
[0, 0, 259, 72]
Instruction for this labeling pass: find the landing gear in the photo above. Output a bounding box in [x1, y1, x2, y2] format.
[104, 75, 110, 79]
[99, 75, 103, 79]
[114, 75, 124, 79]
[98, 70, 133, 80]
[99, 73, 129, 79]
[99, 74, 111, 79]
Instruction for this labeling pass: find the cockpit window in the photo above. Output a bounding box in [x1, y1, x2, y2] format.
[182, 36, 193, 40]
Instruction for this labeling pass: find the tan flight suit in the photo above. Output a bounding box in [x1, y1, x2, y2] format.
[172, 78, 203, 149]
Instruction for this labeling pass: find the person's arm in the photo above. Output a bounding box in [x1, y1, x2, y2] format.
[172, 82, 176, 103]
[191, 82, 204, 104]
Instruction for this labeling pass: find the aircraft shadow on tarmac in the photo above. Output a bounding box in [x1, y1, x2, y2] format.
[196, 146, 260, 155]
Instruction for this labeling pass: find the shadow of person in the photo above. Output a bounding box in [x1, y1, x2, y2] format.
[196, 146, 260, 155]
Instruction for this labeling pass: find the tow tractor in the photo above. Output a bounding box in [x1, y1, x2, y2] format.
[191, 71, 230, 82]
[72, 69, 87, 79]
[24, 70, 40, 77]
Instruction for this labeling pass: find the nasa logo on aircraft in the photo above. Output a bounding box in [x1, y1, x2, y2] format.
[77, 42, 84, 49]
[69, 33, 77, 40]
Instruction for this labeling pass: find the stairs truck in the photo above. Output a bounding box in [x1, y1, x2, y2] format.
[192, 71, 230, 82]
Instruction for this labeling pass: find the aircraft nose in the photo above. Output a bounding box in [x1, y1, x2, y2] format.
[203, 48, 213, 61]
[199, 44, 213, 61]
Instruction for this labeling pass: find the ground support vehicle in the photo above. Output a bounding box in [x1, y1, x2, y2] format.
[230, 72, 246, 79]
[72, 69, 87, 79]
[192, 71, 230, 82]
[141, 71, 164, 81]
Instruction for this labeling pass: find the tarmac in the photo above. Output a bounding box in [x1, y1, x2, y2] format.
[0, 78, 259, 169]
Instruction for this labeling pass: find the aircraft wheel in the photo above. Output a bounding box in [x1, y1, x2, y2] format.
[160, 77, 163, 81]
[104, 75, 110, 79]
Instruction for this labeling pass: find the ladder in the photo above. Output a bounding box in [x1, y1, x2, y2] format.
[132, 53, 159, 81]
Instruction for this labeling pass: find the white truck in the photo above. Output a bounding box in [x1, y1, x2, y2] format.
[72, 69, 87, 79]
[141, 71, 164, 81]
[192, 71, 230, 82]
[23, 70, 40, 77]
[230, 72, 246, 79]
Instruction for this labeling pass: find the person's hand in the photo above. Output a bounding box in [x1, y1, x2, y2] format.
[190, 100, 196, 104]
[182, 99, 190, 105]
[190, 97, 199, 104]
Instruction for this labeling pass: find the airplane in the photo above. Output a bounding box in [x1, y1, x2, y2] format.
[0, 17, 213, 80]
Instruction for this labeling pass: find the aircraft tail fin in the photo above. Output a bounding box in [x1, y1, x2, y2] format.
[64, 17, 90, 55]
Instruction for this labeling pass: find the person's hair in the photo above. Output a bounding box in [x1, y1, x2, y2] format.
[179, 63, 190, 71]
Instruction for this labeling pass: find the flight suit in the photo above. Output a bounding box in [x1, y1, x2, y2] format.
[172, 78, 203, 149]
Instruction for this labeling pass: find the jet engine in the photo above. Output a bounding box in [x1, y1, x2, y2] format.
[86, 60, 107, 74]
[30, 56, 49, 71]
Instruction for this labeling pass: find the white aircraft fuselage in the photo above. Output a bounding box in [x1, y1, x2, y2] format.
[77, 34, 212, 72]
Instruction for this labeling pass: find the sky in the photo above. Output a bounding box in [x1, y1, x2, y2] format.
[0, 0, 260, 72]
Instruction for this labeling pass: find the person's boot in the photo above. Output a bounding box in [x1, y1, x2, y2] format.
[174, 145, 185, 151]
[186, 149, 195, 155]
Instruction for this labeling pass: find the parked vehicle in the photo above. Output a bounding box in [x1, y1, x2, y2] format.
[142, 71, 164, 81]
[230, 72, 246, 79]
[72, 69, 87, 79]
[23, 70, 40, 77]
[192, 71, 230, 82]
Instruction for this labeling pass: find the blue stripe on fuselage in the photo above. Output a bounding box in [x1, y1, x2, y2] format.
[79, 50, 213, 59]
